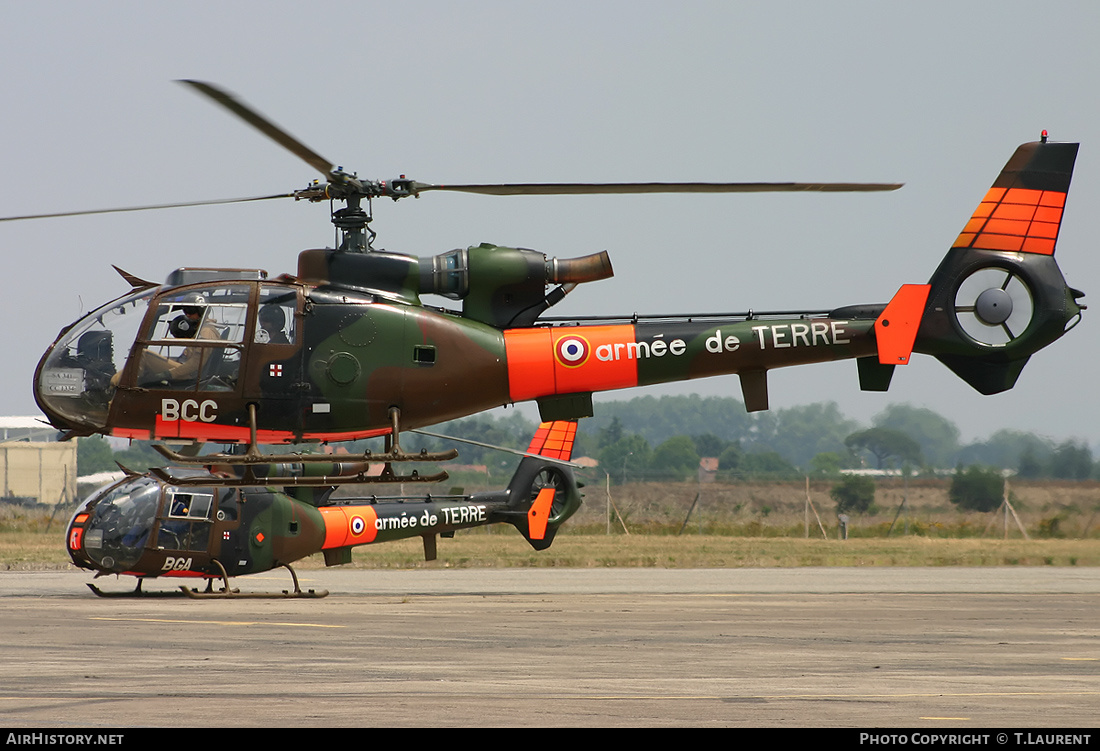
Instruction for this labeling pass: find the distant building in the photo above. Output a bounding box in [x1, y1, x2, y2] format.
[0, 417, 76, 506]
[0, 416, 58, 442]
[440, 464, 489, 475]
[698, 457, 719, 483]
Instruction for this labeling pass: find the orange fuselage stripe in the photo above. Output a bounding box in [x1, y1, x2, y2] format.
[319, 506, 379, 549]
[149, 415, 391, 444]
[504, 325, 640, 401]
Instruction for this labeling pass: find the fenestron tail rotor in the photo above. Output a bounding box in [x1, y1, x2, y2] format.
[911, 138, 1083, 396]
[530, 465, 570, 520]
[953, 267, 1035, 346]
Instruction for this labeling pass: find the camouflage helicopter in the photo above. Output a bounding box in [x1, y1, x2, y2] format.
[12, 82, 1085, 595]
[67, 420, 581, 598]
[25, 82, 1083, 476]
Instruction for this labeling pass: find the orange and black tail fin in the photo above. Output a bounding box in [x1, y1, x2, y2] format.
[913, 137, 1083, 394]
[525, 420, 578, 461]
[952, 137, 1075, 257]
[505, 420, 582, 550]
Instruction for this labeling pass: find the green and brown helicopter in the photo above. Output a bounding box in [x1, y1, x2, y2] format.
[12, 82, 1086, 595]
[66, 420, 581, 598]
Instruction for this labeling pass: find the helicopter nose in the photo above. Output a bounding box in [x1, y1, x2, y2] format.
[34, 288, 156, 435]
[67, 475, 161, 573]
[35, 334, 113, 435]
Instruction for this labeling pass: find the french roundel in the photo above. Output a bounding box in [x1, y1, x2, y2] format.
[555, 335, 590, 367]
[350, 516, 366, 536]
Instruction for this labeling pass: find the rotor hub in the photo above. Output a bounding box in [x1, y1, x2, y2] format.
[974, 287, 1013, 325]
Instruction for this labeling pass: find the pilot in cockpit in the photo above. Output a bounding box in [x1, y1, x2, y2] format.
[255, 304, 290, 345]
[123, 293, 224, 387]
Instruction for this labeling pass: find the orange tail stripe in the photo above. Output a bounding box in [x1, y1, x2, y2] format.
[955, 186, 1067, 256]
[527, 420, 577, 460]
[504, 325, 639, 401]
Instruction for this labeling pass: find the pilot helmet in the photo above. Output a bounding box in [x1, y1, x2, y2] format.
[179, 292, 207, 317]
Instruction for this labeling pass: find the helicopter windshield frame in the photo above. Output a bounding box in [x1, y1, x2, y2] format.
[35, 287, 158, 432]
[78, 476, 161, 572]
[133, 284, 252, 393]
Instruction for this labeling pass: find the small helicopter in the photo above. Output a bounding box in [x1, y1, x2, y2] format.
[66, 420, 581, 598]
[25, 83, 1083, 469]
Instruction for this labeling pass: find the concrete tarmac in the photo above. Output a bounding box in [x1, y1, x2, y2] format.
[1, 568, 1097, 728]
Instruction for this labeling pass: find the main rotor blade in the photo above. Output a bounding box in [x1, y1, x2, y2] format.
[0, 193, 293, 222]
[407, 181, 903, 196]
[178, 80, 335, 178]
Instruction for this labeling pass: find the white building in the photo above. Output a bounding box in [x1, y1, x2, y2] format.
[0, 416, 77, 506]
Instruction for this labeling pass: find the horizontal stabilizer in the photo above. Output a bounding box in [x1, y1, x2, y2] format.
[875, 284, 930, 365]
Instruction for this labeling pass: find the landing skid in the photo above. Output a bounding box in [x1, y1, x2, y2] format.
[179, 561, 329, 600]
[87, 578, 186, 598]
[86, 562, 328, 599]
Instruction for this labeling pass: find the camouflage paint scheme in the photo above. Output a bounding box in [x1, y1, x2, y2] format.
[36, 141, 1083, 445]
[66, 422, 582, 584]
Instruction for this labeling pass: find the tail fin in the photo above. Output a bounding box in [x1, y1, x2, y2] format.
[502, 420, 583, 550]
[913, 138, 1084, 393]
[525, 420, 578, 461]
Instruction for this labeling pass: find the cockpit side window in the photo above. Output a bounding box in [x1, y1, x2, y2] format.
[146, 286, 250, 344]
[157, 489, 214, 552]
[136, 284, 250, 392]
[254, 286, 297, 345]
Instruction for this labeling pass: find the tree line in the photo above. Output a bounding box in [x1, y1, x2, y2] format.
[78, 395, 1096, 482]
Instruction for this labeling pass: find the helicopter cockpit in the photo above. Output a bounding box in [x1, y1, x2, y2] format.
[69, 476, 161, 573]
[133, 285, 250, 392]
[36, 271, 301, 438]
[68, 473, 228, 575]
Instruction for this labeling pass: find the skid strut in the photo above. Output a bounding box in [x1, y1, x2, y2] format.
[179, 560, 328, 599]
[152, 406, 456, 487]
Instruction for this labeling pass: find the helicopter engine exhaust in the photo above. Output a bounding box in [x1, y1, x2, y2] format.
[420, 246, 614, 327]
[547, 251, 614, 285]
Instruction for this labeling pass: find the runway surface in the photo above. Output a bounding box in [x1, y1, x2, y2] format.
[1, 568, 1097, 727]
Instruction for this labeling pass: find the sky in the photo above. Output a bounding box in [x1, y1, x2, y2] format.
[2, 1, 1099, 446]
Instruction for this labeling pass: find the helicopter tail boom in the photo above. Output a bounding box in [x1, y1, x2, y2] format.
[314, 421, 582, 557]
